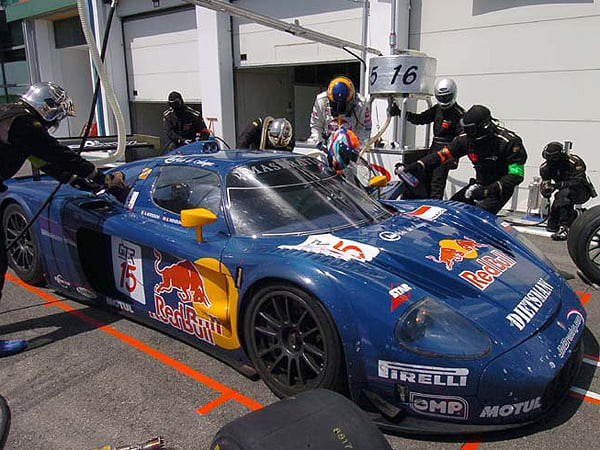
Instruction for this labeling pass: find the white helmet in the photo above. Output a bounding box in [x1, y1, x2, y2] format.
[21, 82, 75, 124]
[267, 118, 293, 149]
[434, 78, 457, 108]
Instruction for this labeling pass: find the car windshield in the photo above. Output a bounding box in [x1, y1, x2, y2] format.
[226, 156, 391, 236]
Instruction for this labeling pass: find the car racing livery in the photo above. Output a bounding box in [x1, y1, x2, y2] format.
[0, 145, 585, 433]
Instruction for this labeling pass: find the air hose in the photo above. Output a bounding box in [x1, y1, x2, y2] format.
[4, 0, 119, 253]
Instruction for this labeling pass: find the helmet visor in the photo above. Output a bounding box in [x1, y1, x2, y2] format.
[436, 93, 454, 105]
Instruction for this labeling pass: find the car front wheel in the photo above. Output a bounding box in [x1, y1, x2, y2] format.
[567, 204, 600, 285]
[244, 283, 346, 398]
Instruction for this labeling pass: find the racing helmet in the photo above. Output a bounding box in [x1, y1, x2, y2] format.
[542, 141, 566, 162]
[460, 105, 493, 141]
[327, 76, 356, 116]
[168, 91, 185, 111]
[434, 78, 457, 108]
[266, 118, 293, 149]
[20, 82, 75, 125]
[327, 127, 360, 173]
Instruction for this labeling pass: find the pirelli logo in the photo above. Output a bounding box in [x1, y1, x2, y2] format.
[378, 361, 469, 387]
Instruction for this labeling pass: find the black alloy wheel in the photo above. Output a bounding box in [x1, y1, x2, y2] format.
[2, 203, 45, 285]
[567, 205, 600, 285]
[244, 283, 345, 398]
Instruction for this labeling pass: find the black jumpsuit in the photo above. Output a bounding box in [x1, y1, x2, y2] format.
[540, 154, 592, 229]
[405, 103, 465, 199]
[417, 126, 527, 214]
[162, 105, 210, 154]
[0, 102, 105, 302]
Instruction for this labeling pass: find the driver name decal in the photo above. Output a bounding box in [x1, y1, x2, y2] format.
[111, 237, 146, 305]
[278, 234, 380, 262]
[505, 278, 554, 330]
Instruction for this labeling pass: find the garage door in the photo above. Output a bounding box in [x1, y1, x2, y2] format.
[123, 6, 201, 103]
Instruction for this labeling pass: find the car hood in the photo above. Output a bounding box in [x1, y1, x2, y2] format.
[274, 202, 562, 348]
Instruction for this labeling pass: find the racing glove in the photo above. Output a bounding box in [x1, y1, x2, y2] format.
[540, 181, 555, 198]
[465, 184, 489, 200]
[388, 102, 402, 117]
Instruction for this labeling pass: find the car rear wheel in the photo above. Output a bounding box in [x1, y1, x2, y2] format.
[244, 283, 346, 398]
[567, 204, 600, 285]
[2, 203, 45, 286]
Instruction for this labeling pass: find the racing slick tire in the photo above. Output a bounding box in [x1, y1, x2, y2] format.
[2, 203, 45, 286]
[210, 388, 392, 450]
[567, 204, 600, 285]
[243, 283, 346, 398]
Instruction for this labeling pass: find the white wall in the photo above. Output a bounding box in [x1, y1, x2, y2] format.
[123, 8, 200, 103]
[408, 0, 600, 209]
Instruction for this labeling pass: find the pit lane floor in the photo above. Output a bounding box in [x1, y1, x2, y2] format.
[0, 228, 598, 449]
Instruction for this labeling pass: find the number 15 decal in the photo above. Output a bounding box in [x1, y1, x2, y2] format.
[111, 237, 146, 305]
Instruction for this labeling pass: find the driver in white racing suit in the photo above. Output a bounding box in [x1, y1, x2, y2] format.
[308, 76, 372, 148]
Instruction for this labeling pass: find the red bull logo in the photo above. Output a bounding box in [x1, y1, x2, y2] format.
[427, 238, 487, 271]
[153, 249, 211, 308]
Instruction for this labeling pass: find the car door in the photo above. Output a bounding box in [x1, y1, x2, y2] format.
[108, 163, 243, 351]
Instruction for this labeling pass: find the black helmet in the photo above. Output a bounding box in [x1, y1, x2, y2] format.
[542, 141, 565, 162]
[168, 91, 185, 111]
[460, 105, 493, 140]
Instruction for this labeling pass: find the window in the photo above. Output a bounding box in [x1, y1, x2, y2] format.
[152, 165, 222, 215]
[0, 18, 28, 104]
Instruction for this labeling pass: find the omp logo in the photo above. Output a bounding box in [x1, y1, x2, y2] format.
[153, 249, 211, 307]
[479, 397, 542, 418]
[409, 392, 469, 420]
[427, 238, 487, 271]
[378, 361, 469, 387]
[505, 278, 554, 330]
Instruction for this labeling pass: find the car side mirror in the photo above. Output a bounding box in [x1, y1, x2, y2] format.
[180, 208, 217, 242]
[369, 175, 388, 188]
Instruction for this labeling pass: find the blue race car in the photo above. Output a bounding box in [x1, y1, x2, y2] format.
[0, 147, 585, 433]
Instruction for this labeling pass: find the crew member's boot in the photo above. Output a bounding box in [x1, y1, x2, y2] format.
[551, 226, 569, 241]
[0, 339, 28, 357]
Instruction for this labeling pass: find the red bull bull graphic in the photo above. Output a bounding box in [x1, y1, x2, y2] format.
[427, 238, 487, 271]
[151, 249, 221, 345]
[153, 249, 211, 307]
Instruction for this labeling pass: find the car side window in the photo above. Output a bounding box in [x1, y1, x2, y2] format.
[152, 165, 222, 215]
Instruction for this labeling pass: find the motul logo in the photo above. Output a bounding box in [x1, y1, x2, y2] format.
[479, 397, 542, 418]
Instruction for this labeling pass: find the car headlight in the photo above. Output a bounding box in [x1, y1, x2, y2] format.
[395, 297, 490, 359]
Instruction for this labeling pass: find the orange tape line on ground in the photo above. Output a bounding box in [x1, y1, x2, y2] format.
[6, 274, 263, 413]
[568, 386, 600, 406]
[461, 442, 480, 449]
[575, 292, 592, 305]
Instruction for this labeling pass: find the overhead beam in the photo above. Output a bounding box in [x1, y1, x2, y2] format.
[183, 0, 382, 56]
